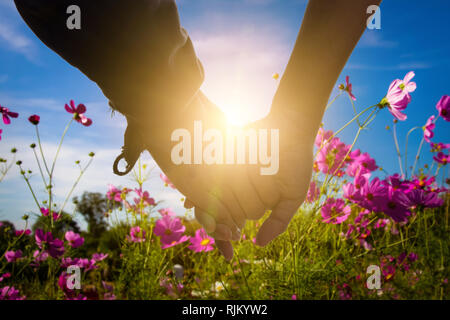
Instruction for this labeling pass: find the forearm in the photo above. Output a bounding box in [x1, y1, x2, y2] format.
[272, 0, 382, 136]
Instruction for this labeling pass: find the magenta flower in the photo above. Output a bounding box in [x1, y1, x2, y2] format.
[382, 71, 416, 121]
[92, 253, 108, 262]
[30, 250, 49, 268]
[15, 229, 31, 237]
[106, 184, 123, 202]
[346, 151, 378, 177]
[60, 257, 80, 268]
[35, 229, 65, 258]
[28, 114, 40, 125]
[64, 100, 92, 126]
[58, 271, 85, 299]
[431, 142, 450, 153]
[0, 105, 19, 125]
[160, 173, 176, 189]
[65, 231, 85, 248]
[306, 181, 320, 203]
[423, 115, 435, 143]
[408, 252, 418, 262]
[4, 250, 22, 263]
[77, 258, 98, 271]
[0, 273, 11, 283]
[357, 177, 386, 212]
[188, 229, 215, 253]
[315, 137, 351, 176]
[380, 187, 411, 222]
[133, 188, 156, 207]
[0, 286, 26, 300]
[337, 283, 352, 300]
[154, 214, 189, 249]
[127, 226, 146, 243]
[400, 189, 443, 209]
[433, 152, 449, 165]
[158, 208, 176, 217]
[321, 198, 351, 224]
[40, 207, 60, 221]
[436, 95, 450, 121]
[339, 76, 356, 101]
[315, 128, 334, 148]
[0, 128, 2, 141]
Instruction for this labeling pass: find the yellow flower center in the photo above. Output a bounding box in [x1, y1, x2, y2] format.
[201, 239, 210, 246]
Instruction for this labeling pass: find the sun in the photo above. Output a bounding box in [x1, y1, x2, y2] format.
[222, 102, 254, 127]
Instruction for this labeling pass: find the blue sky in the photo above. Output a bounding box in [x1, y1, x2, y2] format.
[0, 0, 449, 228]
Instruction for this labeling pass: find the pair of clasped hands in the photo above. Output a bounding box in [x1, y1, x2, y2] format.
[14, 0, 381, 259]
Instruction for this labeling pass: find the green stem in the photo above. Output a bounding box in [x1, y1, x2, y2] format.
[392, 121, 404, 177]
[32, 147, 48, 187]
[411, 138, 425, 177]
[58, 157, 94, 216]
[325, 92, 343, 111]
[404, 126, 421, 179]
[35, 126, 51, 177]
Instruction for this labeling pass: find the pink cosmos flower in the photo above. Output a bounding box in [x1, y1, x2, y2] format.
[321, 198, 351, 224]
[380, 187, 411, 223]
[433, 152, 449, 165]
[127, 226, 146, 243]
[188, 229, 215, 253]
[64, 100, 92, 126]
[315, 128, 334, 148]
[346, 151, 378, 177]
[337, 283, 352, 300]
[0, 128, 2, 141]
[77, 258, 98, 271]
[15, 229, 31, 237]
[160, 173, 176, 189]
[5, 250, 22, 263]
[158, 208, 176, 217]
[0, 286, 26, 300]
[133, 188, 156, 207]
[92, 253, 108, 262]
[65, 231, 85, 248]
[28, 114, 40, 125]
[0, 105, 19, 125]
[35, 229, 65, 258]
[106, 184, 123, 202]
[31, 250, 49, 267]
[40, 207, 61, 221]
[154, 214, 189, 249]
[339, 76, 356, 101]
[408, 175, 436, 191]
[58, 272, 74, 296]
[0, 273, 11, 283]
[423, 115, 435, 143]
[374, 218, 390, 229]
[306, 181, 320, 203]
[436, 95, 450, 121]
[399, 189, 443, 209]
[315, 137, 351, 176]
[382, 71, 416, 121]
[60, 257, 80, 268]
[430, 142, 450, 153]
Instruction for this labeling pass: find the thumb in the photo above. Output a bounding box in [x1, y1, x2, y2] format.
[255, 199, 300, 247]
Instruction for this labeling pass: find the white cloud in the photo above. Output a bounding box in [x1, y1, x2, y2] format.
[0, 1, 37, 62]
[0, 20, 36, 62]
[347, 61, 432, 71]
[359, 32, 397, 48]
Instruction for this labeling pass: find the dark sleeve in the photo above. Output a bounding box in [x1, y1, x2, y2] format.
[14, 0, 204, 117]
